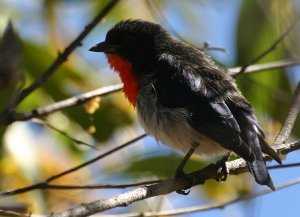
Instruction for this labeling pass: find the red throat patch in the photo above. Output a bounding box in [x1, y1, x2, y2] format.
[107, 54, 139, 106]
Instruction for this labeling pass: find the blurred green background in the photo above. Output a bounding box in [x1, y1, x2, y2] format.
[0, 0, 299, 216]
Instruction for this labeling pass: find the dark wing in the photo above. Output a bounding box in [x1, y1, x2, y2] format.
[229, 103, 281, 164]
[154, 54, 255, 162]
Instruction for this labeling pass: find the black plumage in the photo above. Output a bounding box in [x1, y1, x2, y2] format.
[90, 19, 281, 189]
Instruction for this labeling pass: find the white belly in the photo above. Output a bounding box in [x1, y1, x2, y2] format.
[136, 86, 227, 158]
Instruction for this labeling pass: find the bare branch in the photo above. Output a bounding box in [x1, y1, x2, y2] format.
[100, 178, 300, 217]
[32, 119, 96, 149]
[228, 59, 300, 75]
[11, 0, 120, 108]
[30, 180, 162, 190]
[273, 82, 300, 149]
[0, 133, 146, 197]
[0, 83, 123, 125]
[236, 14, 300, 76]
[268, 162, 300, 170]
[202, 43, 229, 54]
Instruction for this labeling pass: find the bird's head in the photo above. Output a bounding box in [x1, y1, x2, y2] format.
[89, 20, 170, 106]
[89, 19, 170, 70]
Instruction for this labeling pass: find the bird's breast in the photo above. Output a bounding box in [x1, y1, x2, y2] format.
[107, 54, 139, 106]
[136, 83, 227, 157]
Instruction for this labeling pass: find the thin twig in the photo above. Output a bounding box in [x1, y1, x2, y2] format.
[32, 180, 162, 190]
[273, 82, 300, 149]
[236, 15, 300, 76]
[268, 162, 300, 170]
[12, 0, 120, 108]
[202, 41, 229, 54]
[0, 133, 146, 197]
[228, 59, 300, 75]
[16, 83, 122, 121]
[32, 119, 97, 149]
[0, 83, 123, 125]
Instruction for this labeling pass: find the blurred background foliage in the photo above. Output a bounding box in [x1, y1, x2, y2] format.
[0, 0, 300, 216]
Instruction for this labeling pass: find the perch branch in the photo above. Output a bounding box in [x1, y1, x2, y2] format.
[102, 177, 300, 217]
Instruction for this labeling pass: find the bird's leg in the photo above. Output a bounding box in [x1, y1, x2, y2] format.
[215, 151, 231, 182]
[175, 143, 199, 177]
[175, 143, 199, 195]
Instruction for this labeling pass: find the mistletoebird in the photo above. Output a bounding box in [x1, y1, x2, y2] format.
[90, 19, 281, 191]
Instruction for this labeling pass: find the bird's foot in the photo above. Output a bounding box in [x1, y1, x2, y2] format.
[174, 170, 191, 195]
[215, 154, 230, 182]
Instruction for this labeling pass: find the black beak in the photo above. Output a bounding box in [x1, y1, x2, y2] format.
[89, 41, 119, 53]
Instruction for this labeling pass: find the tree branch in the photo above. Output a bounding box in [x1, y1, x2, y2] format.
[0, 83, 123, 125]
[268, 162, 300, 170]
[9, 0, 120, 108]
[273, 82, 300, 149]
[32, 119, 97, 149]
[26, 179, 162, 191]
[228, 59, 300, 75]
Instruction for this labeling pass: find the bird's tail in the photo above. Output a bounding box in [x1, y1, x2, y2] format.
[234, 110, 281, 190]
[244, 130, 276, 190]
[247, 160, 274, 190]
[247, 136, 281, 190]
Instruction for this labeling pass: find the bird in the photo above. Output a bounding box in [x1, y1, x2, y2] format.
[89, 19, 281, 190]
